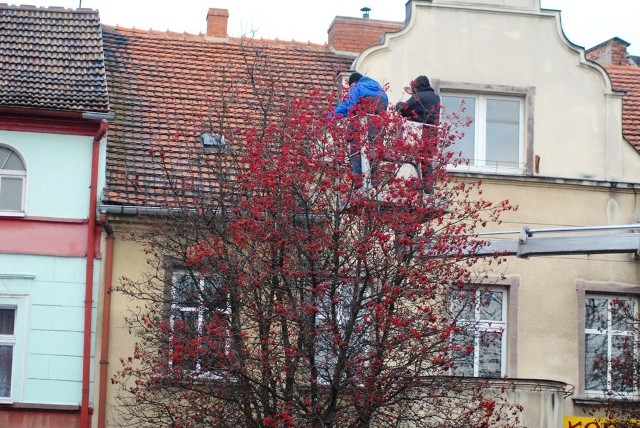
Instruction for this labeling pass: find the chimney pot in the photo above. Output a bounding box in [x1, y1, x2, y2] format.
[360, 6, 371, 19]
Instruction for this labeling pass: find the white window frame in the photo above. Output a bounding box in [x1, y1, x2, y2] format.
[0, 294, 28, 404]
[434, 81, 534, 176]
[0, 144, 27, 216]
[584, 294, 637, 395]
[170, 271, 230, 376]
[451, 287, 508, 378]
[577, 281, 640, 398]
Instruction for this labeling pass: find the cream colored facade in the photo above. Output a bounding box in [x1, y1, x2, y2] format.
[354, 0, 640, 426]
[94, 1, 640, 427]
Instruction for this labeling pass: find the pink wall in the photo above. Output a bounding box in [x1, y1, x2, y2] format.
[0, 217, 101, 257]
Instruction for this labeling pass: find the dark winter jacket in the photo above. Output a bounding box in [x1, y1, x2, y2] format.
[330, 76, 389, 118]
[395, 76, 440, 125]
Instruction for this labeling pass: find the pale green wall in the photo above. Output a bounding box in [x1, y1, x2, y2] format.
[0, 130, 96, 219]
[0, 253, 99, 405]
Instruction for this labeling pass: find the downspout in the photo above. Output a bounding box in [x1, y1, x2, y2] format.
[97, 213, 114, 428]
[81, 120, 108, 428]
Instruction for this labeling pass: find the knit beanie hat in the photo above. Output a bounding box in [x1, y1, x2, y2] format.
[414, 75, 432, 91]
[348, 72, 363, 85]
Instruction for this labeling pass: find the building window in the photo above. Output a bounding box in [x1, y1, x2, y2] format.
[0, 145, 26, 214]
[433, 81, 534, 175]
[584, 295, 637, 394]
[0, 307, 16, 401]
[450, 287, 508, 378]
[441, 93, 524, 173]
[202, 132, 225, 147]
[577, 281, 640, 397]
[171, 271, 229, 374]
[314, 283, 369, 384]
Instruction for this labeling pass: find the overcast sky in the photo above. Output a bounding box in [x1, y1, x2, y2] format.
[12, 0, 639, 53]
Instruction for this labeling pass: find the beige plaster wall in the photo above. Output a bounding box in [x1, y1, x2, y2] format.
[355, 4, 640, 416]
[471, 178, 640, 419]
[355, 1, 640, 183]
[93, 231, 151, 428]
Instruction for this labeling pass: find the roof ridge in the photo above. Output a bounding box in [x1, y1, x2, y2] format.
[101, 24, 329, 48]
[606, 64, 640, 70]
[0, 4, 99, 14]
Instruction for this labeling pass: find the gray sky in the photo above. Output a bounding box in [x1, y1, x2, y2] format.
[12, 0, 639, 52]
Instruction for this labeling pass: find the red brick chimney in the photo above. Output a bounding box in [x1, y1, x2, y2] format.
[207, 8, 229, 38]
[586, 37, 630, 66]
[328, 16, 403, 54]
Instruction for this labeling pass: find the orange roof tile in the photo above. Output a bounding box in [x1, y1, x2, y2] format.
[101, 26, 353, 207]
[0, 5, 109, 112]
[606, 65, 640, 150]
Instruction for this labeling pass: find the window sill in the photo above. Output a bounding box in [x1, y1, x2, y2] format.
[573, 396, 640, 406]
[447, 166, 527, 176]
[0, 401, 80, 411]
[0, 211, 25, 218]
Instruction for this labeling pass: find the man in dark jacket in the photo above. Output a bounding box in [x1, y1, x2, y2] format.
[394, 75, 440, 125]
[394, 75, 441, 193]
[330, 72, 389, 182]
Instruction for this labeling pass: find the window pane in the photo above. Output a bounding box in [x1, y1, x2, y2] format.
[478, 290, 503, 321]
[0, 148, 10, 168]
[173, 273, 200, 307]
[611, 334, 635, 392]
[451, 333, 474, 377]
[172, 309, 200, 371]
[449, 289, 474, 321]
[200, 309, 229, 371]
[585, 298, 608, 330]
[442, 96, 476, 165]
[0, 177, 23, 211]
[478, 330, 502, 377]
[0, 345, 12, 398]
[486, 99, 520, 168]
[0, 309, 15, 335]
[611, 298, 633, 331]
[3, 152, 25, 171]
[202, 277, 227, 312]
[585, 333, 608, 390]
[173, 309, 199, 335]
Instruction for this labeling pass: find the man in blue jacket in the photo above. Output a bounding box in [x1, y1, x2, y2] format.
[330, 72, 389, 184]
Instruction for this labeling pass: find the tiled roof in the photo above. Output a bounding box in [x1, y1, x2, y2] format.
[606, 65, 640, 150]
[101, 27, 353, 207]
[0, 5, 109, 112]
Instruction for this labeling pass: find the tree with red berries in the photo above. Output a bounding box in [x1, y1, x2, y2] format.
[111, 45, 520, 428]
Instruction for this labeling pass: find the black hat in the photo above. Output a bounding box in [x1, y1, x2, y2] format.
[348, 72, 363, 85]
[414, 75, 432, 91]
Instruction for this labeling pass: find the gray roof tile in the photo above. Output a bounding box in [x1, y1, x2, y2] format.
[0, 4, 109, 112]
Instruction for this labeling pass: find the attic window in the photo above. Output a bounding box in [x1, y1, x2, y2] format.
[202, 133, 225, 147]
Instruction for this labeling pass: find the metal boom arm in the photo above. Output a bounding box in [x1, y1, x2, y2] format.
[470, 224, 640, 258]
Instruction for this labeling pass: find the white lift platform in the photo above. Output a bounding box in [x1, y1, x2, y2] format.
[469, 224, 640, 258]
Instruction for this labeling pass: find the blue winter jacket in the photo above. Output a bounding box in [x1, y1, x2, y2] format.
[330, 76, 389, 118]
